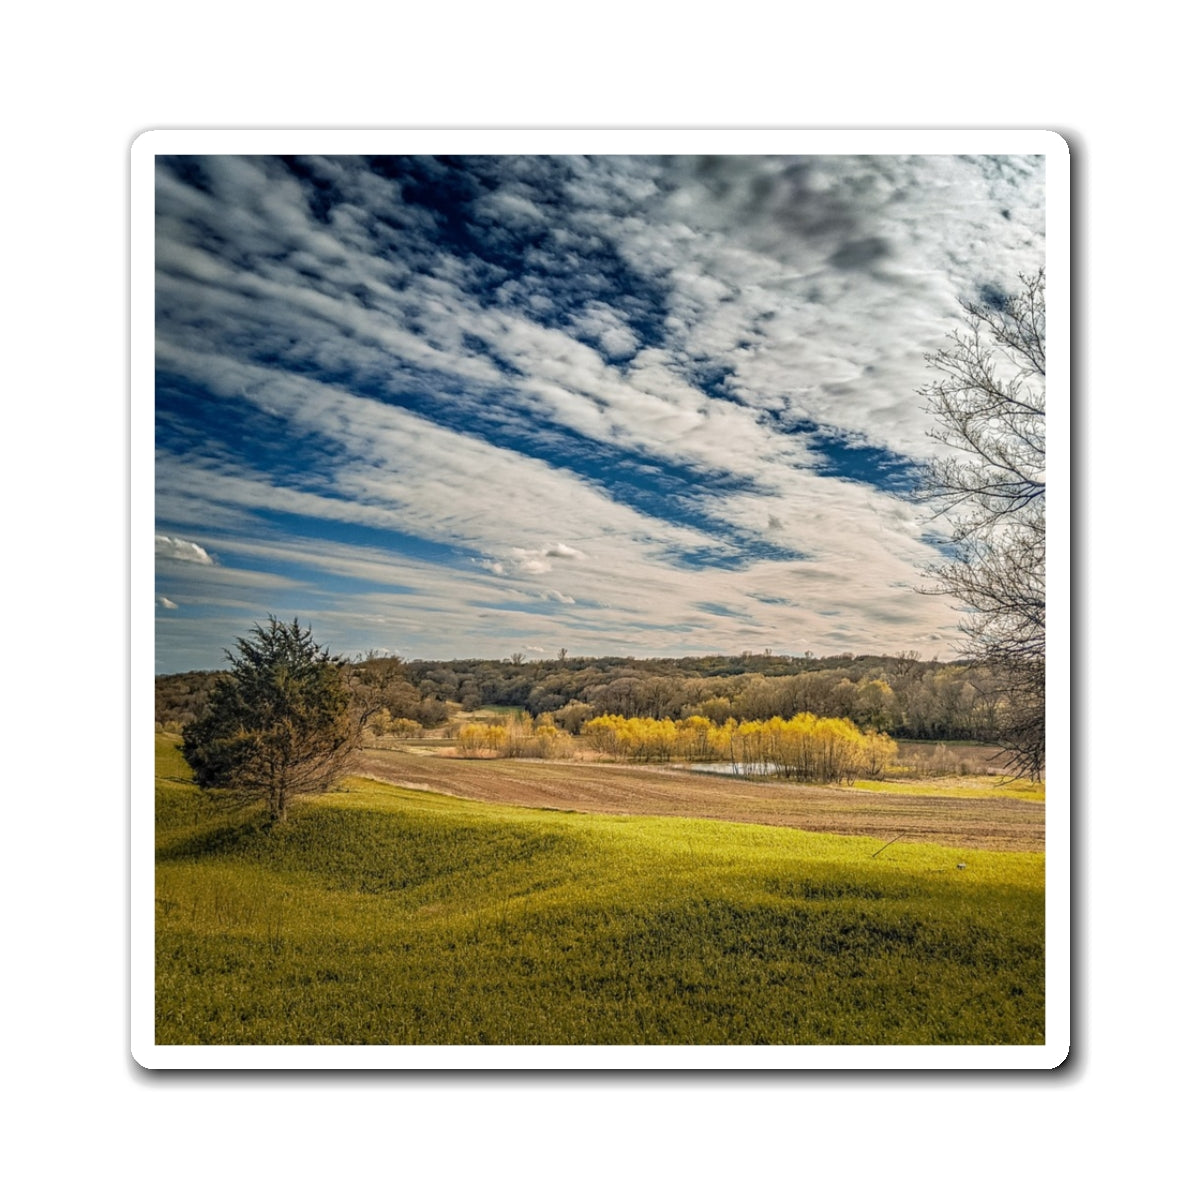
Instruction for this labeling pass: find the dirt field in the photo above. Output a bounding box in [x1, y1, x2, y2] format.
[353, 748, 1045, 852]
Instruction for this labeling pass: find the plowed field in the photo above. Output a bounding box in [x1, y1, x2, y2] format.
[354, 749, 1044, 852]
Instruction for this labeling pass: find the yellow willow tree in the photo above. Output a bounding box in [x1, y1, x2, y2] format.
[729, 713, 896, 782]
[583, 711, 894, 783]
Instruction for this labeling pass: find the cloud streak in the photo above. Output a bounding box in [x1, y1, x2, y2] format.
[154, 152, 1044, 671]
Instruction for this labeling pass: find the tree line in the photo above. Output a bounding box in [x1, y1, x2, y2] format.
[159, 648, 1014, 744]
[393, 650, 1008, 741]
[455, 711, 897, 784]
[582, 713, 897, 783]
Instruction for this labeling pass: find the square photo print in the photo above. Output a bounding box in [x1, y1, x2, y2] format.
[133, 131, 1069, 1068]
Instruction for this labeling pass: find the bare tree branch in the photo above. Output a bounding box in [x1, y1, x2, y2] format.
[918, 270, 1046, 779]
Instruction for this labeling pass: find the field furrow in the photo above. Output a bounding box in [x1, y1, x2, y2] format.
[354, 749, 1045, 852]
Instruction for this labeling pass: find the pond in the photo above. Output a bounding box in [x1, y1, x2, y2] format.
[682, 761, 783, 777]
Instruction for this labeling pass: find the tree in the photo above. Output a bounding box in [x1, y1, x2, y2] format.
[181, 617, 360, 821]
[918, 269, 1046, 778]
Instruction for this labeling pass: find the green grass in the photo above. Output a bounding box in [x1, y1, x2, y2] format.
[154, 736, 1044, 1045]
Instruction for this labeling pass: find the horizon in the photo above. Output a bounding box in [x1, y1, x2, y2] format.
[155, 635, 970, 679]
[153, 152, 1045, 674]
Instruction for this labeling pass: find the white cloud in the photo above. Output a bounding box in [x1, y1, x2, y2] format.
[599, 326, 639, 360]
[514, 554, 553, 575]
[155, 534, 213, 565]
[472, 188, 546, 231]
[157, 596, 178, 609]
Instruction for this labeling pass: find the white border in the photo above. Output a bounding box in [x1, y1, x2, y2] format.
[132, 129, 1070, 1070]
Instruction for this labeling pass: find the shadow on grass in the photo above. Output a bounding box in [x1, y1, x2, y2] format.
[156, 809, 269, 862]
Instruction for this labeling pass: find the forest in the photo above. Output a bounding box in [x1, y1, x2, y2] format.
[156, 649, 1011, 744]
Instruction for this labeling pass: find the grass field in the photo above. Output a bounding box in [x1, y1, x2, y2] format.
[848, 777, 1046, 803]
[154, 736, 1044, 1045]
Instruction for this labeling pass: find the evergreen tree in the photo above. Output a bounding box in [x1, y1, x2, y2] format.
[182, 617, 358, 821]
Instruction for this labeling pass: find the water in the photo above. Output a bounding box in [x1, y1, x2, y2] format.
[684, 761, 782, 777]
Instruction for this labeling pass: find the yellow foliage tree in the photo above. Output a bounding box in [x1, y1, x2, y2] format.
[583, 710, 893, 782]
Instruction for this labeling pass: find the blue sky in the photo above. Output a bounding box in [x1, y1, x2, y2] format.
[154, 153, 1045, 673]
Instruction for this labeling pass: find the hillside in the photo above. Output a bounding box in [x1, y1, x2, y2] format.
[155, 735, 1045, 1045]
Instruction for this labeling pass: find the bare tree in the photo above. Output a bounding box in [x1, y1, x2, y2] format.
[918, 270, 1046, 779]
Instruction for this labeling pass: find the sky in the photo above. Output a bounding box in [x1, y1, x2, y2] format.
[153, 152, 1045, 674]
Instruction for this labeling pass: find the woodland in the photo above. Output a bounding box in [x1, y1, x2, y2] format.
[156, 648, 1013, 745]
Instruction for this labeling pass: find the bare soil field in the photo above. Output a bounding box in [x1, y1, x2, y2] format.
[354, 749, 1044, 852]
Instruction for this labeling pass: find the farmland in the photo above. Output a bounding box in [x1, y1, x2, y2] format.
[355, 747, 1044, 852]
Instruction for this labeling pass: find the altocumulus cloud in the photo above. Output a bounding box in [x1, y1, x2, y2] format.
[153, 152, 1045, 672]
